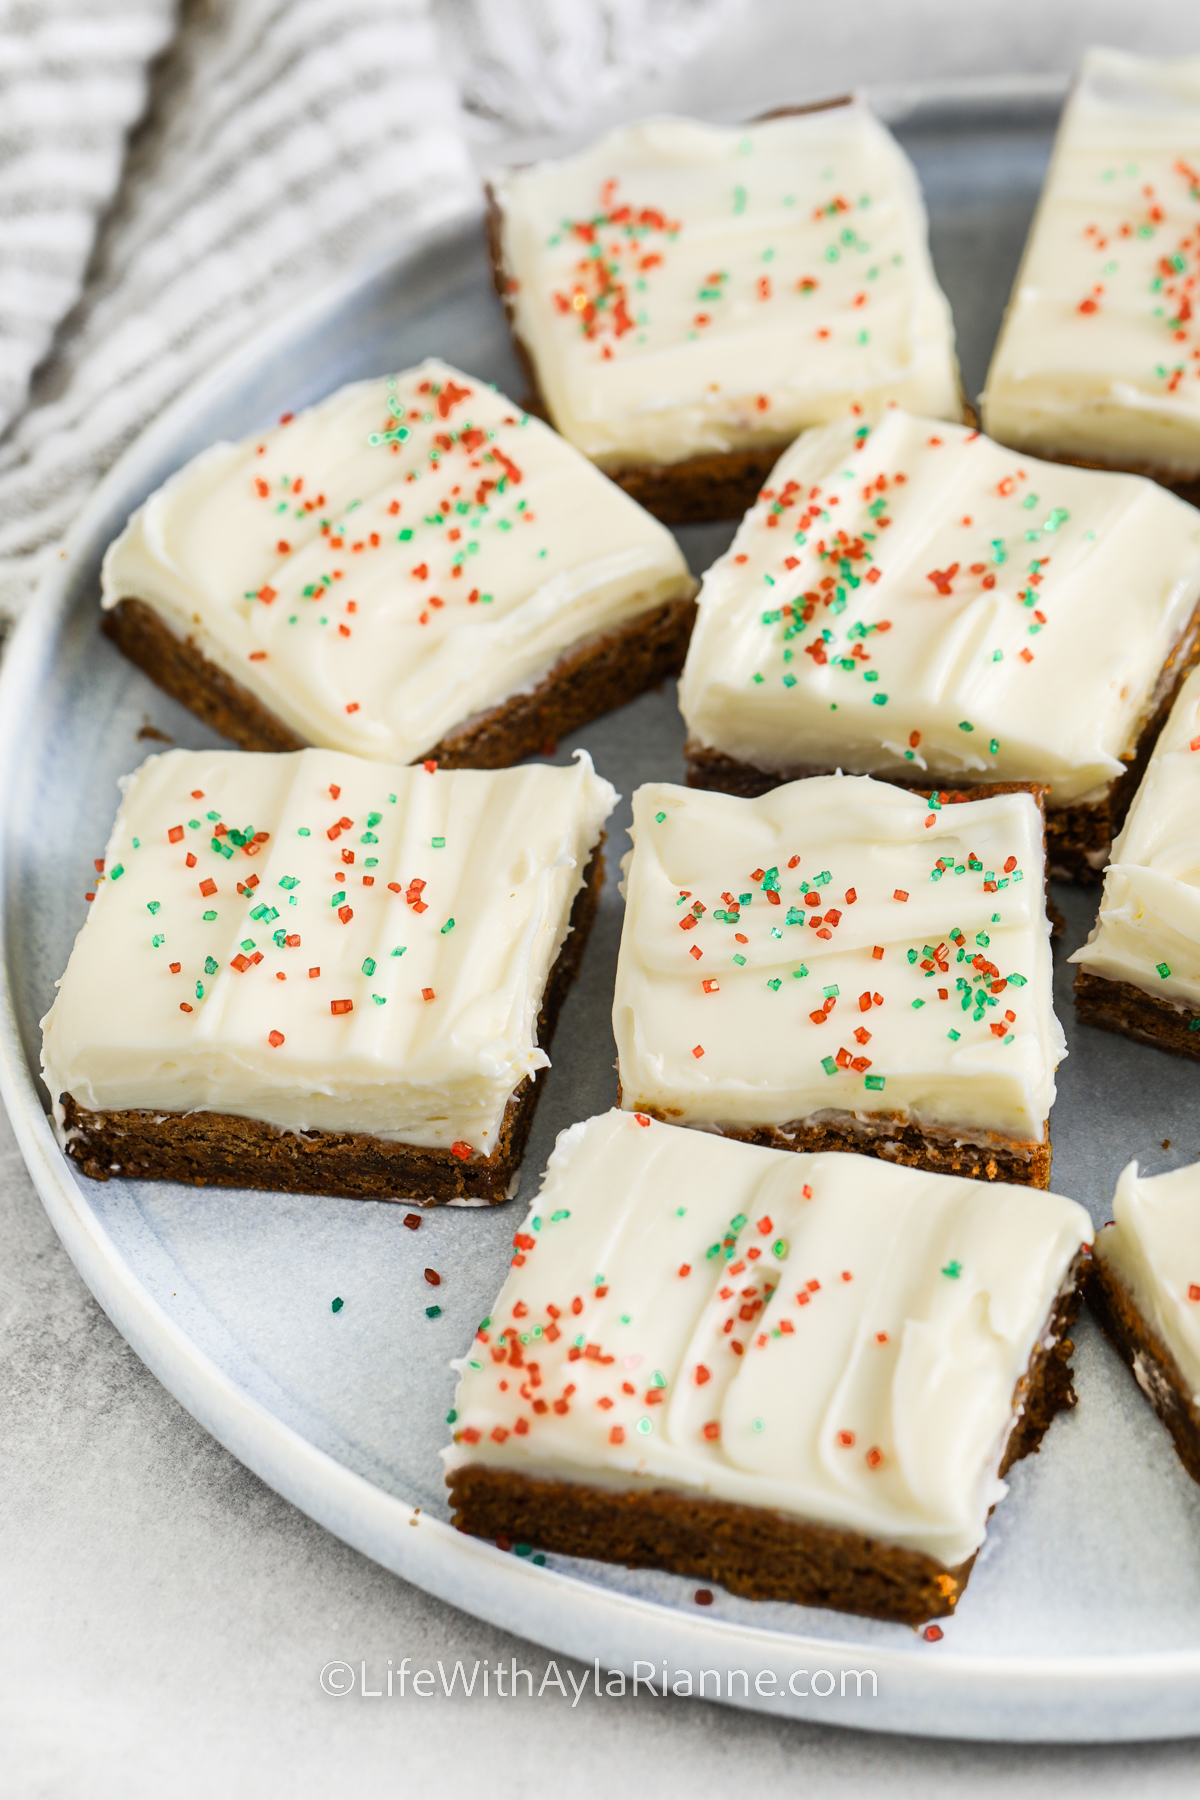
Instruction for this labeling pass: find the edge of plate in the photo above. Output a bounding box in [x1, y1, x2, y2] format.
[3, 145, 1200, 1746]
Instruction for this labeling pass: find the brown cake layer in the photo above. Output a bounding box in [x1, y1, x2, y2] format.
[623, 1105, 1053, 1190]
[448, 1281, 1081, 1624]
[101, 592, 697, 767]
[1074, 967, 1200, 1061]
[56, 847, 603, 1205]
[685, 600, 1200, 883]
[1086, 1250, 1200, 1487]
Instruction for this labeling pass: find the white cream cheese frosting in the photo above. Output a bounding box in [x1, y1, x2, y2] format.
[490, 107, 961, 470]
[41, 747, 617, 1156]
[1070, 664, 1200, 1009]
[1096, 1160, 1200, 1400]
[444, 1110, 1091, 1567]
[678, 408, 1200, 805]
[612, 776, 1062, 1143]
[984, 50, 1200, 477]
[100, 360, 693, 764]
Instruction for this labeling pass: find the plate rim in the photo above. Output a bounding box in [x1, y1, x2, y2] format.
[4, 91, 1200, 1745]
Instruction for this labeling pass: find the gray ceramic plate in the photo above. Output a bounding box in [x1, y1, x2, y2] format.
[5, 79, 1200, 1743]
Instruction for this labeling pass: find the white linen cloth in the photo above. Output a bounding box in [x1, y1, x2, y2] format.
[0, 0, 734, 625]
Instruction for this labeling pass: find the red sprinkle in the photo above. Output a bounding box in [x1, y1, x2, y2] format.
[424, 1269, 441, 1286]
[450, 1141, 473, 1161]
[403, 1214, 422, 1230]
[268, 1030, 285, 1047]
[422, 987, 435, 1002]
[330, 999, 353, 1015]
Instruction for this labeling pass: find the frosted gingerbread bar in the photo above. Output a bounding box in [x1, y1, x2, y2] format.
[984, 50, 1200, 498]
[486, 103, 962, 524]
[612, 775, 1063, 1188]
[445, 1110, 1091, 1624]
[100, 359, 696, 767]
[41, 747, 616, 1203]
[1087, 1161, 1200, 1489]
[678, 409, 1200, 879]
[1072, 664, 1200, 1054]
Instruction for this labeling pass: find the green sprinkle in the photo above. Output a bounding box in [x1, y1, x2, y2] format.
[392, 946, 406, 957]
[989, 738, 1000, 754]
[864, 1074, 885, 1091]
[733, 953, 746, 965]
[373, 994, 386, 1005]
[331, 1297, 344, 1313]
[298, 827, 310, 837]
[432, 836, 445, 849]
[110, 864, 124, 881]
[195, 982, 204, 999]
[550, 1209, 570, 1222]
[822, 1055, 838, 1076]
[426, 1305, 442, 1319]
[871, 693, 888, 706]
[445, 1409, 458, 1424]
[958, 721, 974, 733]
[793, 965, 808, 979]
[1158, 962, 1172, 979]
[636, 1418, 653, 1435]
[151, 933, 164, 948]
[941, 1262, 962, 1279]
[823, 984, 839, 998]
[440, 918, 455, 934]
[655, 811, 667, 823]
[362, 957, 376, 976]
[279, 875, 299, 890]
[202, 910, 217, 921]
[767, 978, 781, 991]
[204, 955, 218, 975]
[911, 998, 925, 1009]
[948, 1029, 961, 1042]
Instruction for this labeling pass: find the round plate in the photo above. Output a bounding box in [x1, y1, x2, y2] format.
[6, 81, 1200, 1743]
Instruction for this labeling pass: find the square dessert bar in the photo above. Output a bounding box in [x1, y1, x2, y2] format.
[445, 1110, 1091, 1624]
[612, 775, 1063, 1187]
[984, 50, 1200, 499]
[101, 359, 696, 767]
[487, 103, 961, 524]
[1072, 664, 1200, 1054]
[679, 409, 1200, 879]
[1088, 1160, 1200, 1488]
[41, 747, 616, 1203]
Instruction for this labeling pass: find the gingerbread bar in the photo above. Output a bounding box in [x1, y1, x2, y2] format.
[1072, 664, 1200, 1051]
[984, 49, 1200, 500]
[101, 361, 697, 766]
[678, 409, 1200, 879]
[445, 1109, 1091, 1623]
[41, 747, 616, 1203]
[1088, 1159, 1200, 1488]
[612, 774, 1063, 1186]
[487, 104, 962, 523]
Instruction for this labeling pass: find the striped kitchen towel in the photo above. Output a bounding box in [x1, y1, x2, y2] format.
[0, 0, 734, 625]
